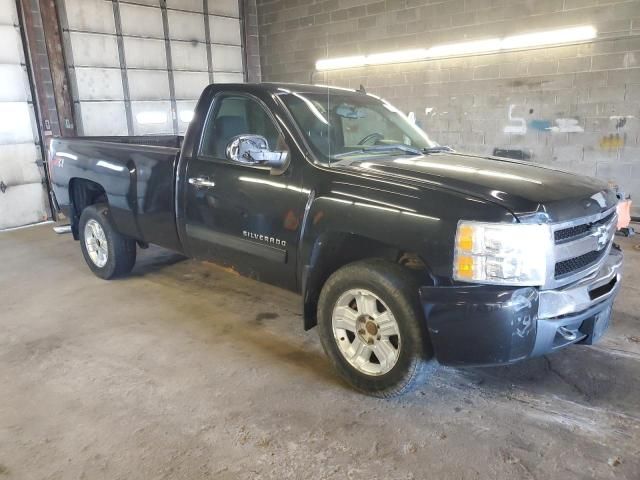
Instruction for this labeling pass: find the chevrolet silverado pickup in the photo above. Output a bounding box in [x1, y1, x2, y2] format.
[48, 83, 623, 397]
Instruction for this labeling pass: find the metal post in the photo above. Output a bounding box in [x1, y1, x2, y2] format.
[239, 0, 248, 82]
[112, 0, 133, 136]
[203, 0, 214, 84]
[160, 0, 179, 134]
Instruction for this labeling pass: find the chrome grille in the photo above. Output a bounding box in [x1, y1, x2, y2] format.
[554, 211, 615, 244]
[554, 249, 606, 278]
[546, 206, 618, 289]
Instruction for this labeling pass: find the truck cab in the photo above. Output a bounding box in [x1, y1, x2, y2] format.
[48, 83, 623, 397]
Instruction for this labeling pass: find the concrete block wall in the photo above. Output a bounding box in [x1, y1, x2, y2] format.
[256, 0, 640, 215]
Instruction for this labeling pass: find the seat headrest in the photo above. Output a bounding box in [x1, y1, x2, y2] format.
[213, 115, 249, 157]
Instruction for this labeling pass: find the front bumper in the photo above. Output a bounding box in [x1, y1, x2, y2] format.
[420, 247, 623, 367]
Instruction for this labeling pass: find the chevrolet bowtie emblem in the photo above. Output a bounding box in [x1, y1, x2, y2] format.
[592, 224, 609, 250]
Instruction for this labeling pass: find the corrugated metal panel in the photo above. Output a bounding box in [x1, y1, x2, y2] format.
[213, 71, 244, 83]
[131, 100, 173, 135]
[60, 0, 128, 136]
[210, 15, 241, 45]
[64, 0, 116, 33]
[119, 3, 164, 38]
[0, 65, 31, 102]
[79, 101, 128, 136]
[170, 41, 208, 71]
[0, 2, 47, 229]
[209, 0, 239, 17]
[173, 71, 209, 99]
[0, 184, 48, 230]
[166, 0, 202, 13]
[60, 0, 246, 137]
[128, 70, 170, 100]
[0, 25, 24, 64]
[123, 37, 167, 69]
[0, 102, 36, 144]
[0, 143, 41, 185]
[168, 10, 205, 42]
[69, 32, 120, 68]
[0, 0, 18, 24]
[74, 67, 125, 100]
[211, 45, 243, 72]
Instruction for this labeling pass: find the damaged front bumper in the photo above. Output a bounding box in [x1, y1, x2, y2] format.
[420, 247, 623, 367]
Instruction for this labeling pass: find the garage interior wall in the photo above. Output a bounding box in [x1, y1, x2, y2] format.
[0, 0, 48, 230]
[59, 0, 245, 136]
[256, 0, 640, 215]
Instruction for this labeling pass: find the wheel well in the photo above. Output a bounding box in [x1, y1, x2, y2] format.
[69, 178, 107, 239]
[302, 233, 433, 330]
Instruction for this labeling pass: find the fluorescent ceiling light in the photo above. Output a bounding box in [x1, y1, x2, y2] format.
[501, 25, 596, 49]
[427, 38, 501, 58]
[315, 25, 596, 71]
[316, 55, 366, 71]
[367, 48, 428, 65]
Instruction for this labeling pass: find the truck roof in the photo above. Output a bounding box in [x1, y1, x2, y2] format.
[208, 82, 365, 96]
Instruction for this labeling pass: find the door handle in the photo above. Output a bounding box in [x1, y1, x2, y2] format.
[188, 177, 216, 188]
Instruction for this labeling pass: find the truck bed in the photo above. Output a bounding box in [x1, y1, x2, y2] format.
[73, 135, 184, 149]
[49, 135, 183, 252]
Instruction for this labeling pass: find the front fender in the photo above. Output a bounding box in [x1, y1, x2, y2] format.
[299, 193, 449, 276]
[297, 192, 452, 330]
[296, 185, 515, 330]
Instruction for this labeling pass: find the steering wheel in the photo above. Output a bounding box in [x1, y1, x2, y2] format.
[357, 132, 385, 145]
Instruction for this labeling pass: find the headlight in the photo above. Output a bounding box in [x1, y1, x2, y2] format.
[453, 221, 552, 286]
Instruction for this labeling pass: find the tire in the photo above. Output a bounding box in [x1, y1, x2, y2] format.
[317, 259, 437, 397]
[78, 203, 136, 279]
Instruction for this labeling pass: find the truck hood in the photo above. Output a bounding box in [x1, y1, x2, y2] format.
[336, 152, 617, 223]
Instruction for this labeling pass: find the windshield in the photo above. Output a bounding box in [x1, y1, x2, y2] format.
[278, 89, 437, 164]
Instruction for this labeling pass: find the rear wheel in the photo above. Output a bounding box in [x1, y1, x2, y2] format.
[79, 204, 136, 279]
[317, 259, 436, 397]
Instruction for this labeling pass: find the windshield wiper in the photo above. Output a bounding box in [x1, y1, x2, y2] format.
[333, 144, 423, 159]
[423, 145, 454, 154]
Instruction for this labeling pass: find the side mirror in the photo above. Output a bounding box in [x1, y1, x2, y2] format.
[226, 134, 288, 170]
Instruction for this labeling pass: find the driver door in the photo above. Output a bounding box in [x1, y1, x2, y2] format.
[183, 93, 306, 290]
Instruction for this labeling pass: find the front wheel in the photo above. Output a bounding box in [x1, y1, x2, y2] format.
[79, 204, 136, 279]
[317, 259, 436, 397]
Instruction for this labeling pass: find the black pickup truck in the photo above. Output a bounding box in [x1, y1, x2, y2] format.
[48, 83, 623, 397]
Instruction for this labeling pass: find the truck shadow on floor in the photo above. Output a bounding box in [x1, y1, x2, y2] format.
[219, 321, 346, 389]
[126, 246, 639, 407]
[431, 342, 640, 415]
[214, 315, 639, 406]
[129, 248, 348, 389]
[129, 246, 187, 277]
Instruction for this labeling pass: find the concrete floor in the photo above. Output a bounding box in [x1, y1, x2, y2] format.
[1, 224, 639, 480]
